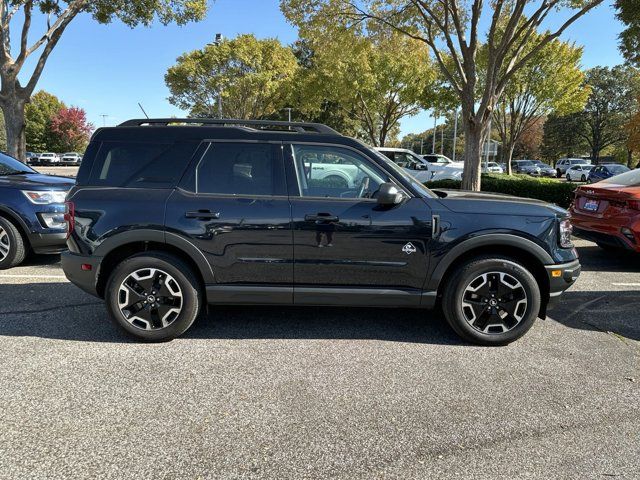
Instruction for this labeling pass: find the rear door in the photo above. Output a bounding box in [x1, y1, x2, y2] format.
[285, 143, 433, 307]
[165, 140, 293, 304]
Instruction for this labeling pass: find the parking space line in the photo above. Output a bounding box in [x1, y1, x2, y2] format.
[612, 283, 640, 287]
[0, 274, 67, 279]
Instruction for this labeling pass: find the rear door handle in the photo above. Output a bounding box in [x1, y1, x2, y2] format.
[185, 210, 220, 220]
[305, 213, 339, 222]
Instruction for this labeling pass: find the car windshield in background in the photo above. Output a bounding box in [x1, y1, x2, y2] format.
[0, 153, 36, 175]
[517, 161, 534, 166]
[607, 165, 629, 174]
[601, 168, 640, 186]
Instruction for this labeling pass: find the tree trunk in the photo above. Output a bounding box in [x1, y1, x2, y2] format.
[504, 142, 515, 174]
[1, 96, 28, 162]
[462, 120, 483, 191]
[627, 149, 633, 168]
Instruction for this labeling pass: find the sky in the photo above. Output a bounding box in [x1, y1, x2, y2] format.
[16, 0, 625, 138]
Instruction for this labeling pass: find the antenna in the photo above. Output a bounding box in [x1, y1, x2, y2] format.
[138, 103, 150, 119]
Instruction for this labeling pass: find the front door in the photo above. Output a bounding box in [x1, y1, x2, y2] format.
[285, 143, 433, 307]
[165, 140, 293, 304]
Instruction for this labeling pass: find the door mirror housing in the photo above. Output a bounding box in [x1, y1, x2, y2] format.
[414, 163, 428, 171]
[376, 183, 404, 206]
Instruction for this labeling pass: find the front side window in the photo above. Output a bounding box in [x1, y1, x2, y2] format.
[291, 144, 388, 199]
[188, 142, 284, 196]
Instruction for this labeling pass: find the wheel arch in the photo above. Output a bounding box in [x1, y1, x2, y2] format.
[94, 230, 214, 298]
[430, 235, 552, 317]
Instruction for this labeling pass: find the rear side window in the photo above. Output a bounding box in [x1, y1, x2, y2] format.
[183, 142, 285, 196]
[87, 141, 198, 188]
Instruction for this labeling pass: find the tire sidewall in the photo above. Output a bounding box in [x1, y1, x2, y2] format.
[0, 217, 19, 269]
[446, 258, 541, 345]
[105, 253, 201, 341]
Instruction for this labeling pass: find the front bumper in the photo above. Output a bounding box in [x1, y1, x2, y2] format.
[29, 232, 68, 254]
[545, 259, 581, 309]
[61, 251, 102, 298]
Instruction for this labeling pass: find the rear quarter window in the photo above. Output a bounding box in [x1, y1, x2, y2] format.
[85, 141, 199, 188]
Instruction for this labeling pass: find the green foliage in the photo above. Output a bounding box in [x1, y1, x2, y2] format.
[83, 0, 208, 27]
[616, 0, 640, 67]
[166, 34, 299, 119]
[540, 113, 588, 161]
[25, 91, 66, 153]
[426, 174, 577, 209]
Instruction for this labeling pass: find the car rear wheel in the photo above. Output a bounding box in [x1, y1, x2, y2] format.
[105, 252, 203, 341]
[0, 217, 26, 269]
[581, 175, 586, 182]
[557, 169, 562, 178]
[442, 256, 541, 346]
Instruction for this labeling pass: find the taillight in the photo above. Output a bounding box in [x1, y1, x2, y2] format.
[627, 200, 640, 211]
[64, 201, 75, 239]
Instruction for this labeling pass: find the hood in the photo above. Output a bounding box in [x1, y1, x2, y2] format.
[0, 173, 75, 190]
[432, 189, 567, 217]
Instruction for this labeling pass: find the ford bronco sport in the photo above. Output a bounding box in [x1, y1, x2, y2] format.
[62, 119, 580, 345]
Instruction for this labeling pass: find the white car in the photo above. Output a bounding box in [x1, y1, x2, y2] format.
[556, 158, 591, 177]
[565, 164, 594, 182]
[421, 153, 463, 166]
[61, 152, 82, 165]
[481, 161, 504, 174]
[376, 147, 464, 182]
[38, 152, 60, 166]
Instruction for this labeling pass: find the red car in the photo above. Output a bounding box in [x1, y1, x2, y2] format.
[570, 169, 640, 252]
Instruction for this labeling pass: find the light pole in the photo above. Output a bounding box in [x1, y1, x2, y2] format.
[284, 107, 292, 123]
[100, 114, 109, 127]
[432, 111, 437, 154]
[207, 33, 224, 119]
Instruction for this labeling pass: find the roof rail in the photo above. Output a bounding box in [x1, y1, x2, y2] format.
[118, 118, 340, 135]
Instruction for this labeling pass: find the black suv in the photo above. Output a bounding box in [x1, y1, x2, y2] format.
[62, 119, 580, 345]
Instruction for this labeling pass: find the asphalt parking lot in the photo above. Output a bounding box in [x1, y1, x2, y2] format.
[0, 239, 638, 479]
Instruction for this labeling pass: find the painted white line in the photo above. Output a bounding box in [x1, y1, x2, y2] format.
[0, 274, 67, 279]
[612, 283, 640, 287]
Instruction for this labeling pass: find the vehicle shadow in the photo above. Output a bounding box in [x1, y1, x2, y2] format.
[0, 282, 463, 345]
[575, 244, 640, 273]
[548, 290, 640, 341]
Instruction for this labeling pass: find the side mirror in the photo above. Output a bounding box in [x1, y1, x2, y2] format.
[376, 182, 404, 206]
[414, 163, 428, 171]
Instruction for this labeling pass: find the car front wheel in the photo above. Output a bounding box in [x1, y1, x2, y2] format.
[442, 256, 541, 346]
[0, 217, 26, 269]
[105, 252, 203, 341]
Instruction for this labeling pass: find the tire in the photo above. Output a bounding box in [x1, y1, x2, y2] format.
[581, 175, 586, 182]
[105, 252, 203, 342]
[0, 216, 27, 269]
[441, 255, 541, 346]
[566, 174, 571, 181]
[556, 169, 562, 178]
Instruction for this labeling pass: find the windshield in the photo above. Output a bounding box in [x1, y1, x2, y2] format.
[601, 168, 640, 186]
[366, 146, 437, 198]
[607, 164, 629, 174]
[0, 153, 36, 175]
[517, 161, 534, 166]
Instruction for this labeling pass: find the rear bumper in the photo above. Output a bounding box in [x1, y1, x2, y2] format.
[545, 259, 581, 309]
[28, 232, 68, 254]
[61, 251, 102, 298]
[573, 226, 639, 252]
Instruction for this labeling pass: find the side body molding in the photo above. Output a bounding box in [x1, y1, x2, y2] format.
[426, 233, 554, 291]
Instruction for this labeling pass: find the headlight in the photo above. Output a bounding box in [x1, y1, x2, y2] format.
[559, 218, 573, 248]
[21, 190, 67, 205]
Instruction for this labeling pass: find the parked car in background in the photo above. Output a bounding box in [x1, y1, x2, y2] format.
[511, 160, 537, 174]
[38, 152, 61, 166]
[0, 152, 73, 268]
[421, 154, 462, 166]
[62, 118, 579, 346]
[556, 158, 591, 177]
[528, 161, 556, 178]
[587, 164, 629, 183]
[566, 164, 594, 182]
[481, 161, 504, 174]
[25, 152, 39, 165]
[570, 168, 640, 252]
[61, 152, 83, 166]
[377, 147, 464, 182]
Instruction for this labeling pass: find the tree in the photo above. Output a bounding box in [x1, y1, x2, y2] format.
[576, 66, 639, 162]
[616, 0, 640, 67]
[293, 24, 437, 146]
[0, 1, 208, 161]
[49, 106, 93, 152]
[25, 90, 65, 152]
[540, 113, 588, 162]
[492, 37, 588, 174]
[512, 116, 544, 160]
[625, 97, 640, 167]
[166, 34, 299, 119]
[282, 0, 604, 191]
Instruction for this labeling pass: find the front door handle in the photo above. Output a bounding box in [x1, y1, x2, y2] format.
[305, 213, 339, 222]
[185, 210, 220, 220]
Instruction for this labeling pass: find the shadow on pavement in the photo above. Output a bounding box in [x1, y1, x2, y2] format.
[548, 290, 640, 341]
[0, 282, 463, 345]
[576, 244, 640, 273]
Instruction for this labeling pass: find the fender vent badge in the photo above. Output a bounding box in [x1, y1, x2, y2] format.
[402, 242, 417, 255]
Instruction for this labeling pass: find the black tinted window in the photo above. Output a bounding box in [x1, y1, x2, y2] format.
[88, 141, 198, 187]
[189, 142, 283, 196]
